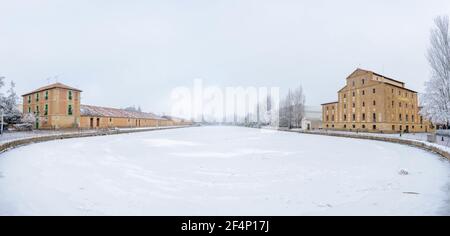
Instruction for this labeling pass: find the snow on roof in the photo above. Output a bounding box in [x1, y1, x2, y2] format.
[80, 104, 167, 120]
[22, 83, 82, 96]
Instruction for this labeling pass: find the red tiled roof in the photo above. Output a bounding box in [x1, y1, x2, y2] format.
[22, 83, 82, 96]
[80, 104, 167, 120]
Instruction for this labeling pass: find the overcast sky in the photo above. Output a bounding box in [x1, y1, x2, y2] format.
[1, 0, 449, 114]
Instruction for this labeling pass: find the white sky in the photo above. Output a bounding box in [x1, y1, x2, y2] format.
[1, 0, 449, 114]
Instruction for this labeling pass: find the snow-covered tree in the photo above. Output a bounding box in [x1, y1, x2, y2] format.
[21, 112, 36, 125]
[279, 85, 306, 129]
[0, 77, 22, 127]
[292, 85, 305, 128]
[0, 81, 21, 124]
[279, 89, 294, 128]
[421, 15, 450, 127]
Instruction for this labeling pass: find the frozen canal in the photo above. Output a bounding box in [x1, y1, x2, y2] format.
[0, 126, 449, 215]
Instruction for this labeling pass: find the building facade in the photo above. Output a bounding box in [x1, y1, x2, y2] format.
[22, 83, 82, 129]
[322, 69, 435, 133]
[22, 83, 192, 129]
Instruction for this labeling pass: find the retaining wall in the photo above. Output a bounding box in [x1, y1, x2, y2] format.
[282, 129, 450, 160]
[0, 126, 194, 154]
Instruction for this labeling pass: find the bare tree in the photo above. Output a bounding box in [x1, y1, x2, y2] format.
[279, 89, 294, 128]
[421, 15, 450, 127]
[292, 85, 306, 128]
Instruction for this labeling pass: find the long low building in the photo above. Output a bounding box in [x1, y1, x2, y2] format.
[22, 83, 192, 129]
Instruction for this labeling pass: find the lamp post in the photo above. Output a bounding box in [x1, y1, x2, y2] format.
[0, 76, 4, 135]
[1, 109, 4, 135]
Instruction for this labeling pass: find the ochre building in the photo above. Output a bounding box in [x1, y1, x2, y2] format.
[22, 83, 192, 129]
[322, 69, 435, 133]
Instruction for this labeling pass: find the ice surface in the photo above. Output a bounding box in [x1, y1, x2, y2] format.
[0, 126, 449, 215]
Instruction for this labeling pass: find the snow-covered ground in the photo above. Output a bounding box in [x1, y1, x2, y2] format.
[0, 126, 449, 216]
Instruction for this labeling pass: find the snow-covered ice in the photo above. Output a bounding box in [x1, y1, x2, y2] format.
[0, 126, 449, 215]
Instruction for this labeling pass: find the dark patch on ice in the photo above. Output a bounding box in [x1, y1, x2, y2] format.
[398, 169, 409, 175]
[314, 202, 333, 208]
[402, 192, 420, 195]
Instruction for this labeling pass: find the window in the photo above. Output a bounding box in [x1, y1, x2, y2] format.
[68, 91, 73, 100]
[373, 125, 377, 130]
[399, 114, 402, 121]
[412, 115, 415, 122]
[362, 124, 366, 129]
[344, 124, 347, 128]
[392, 101, 394, 107]
[352, 91, 355, 97]
[406, 115, 409, 122]
[344, 104, 347, 109]
[344, 114, 347, 121]
[344, 94, 346, 98]
[44, 104, 48, 116]
[110, 118, 112, 122]
[28, 96, 31, 104]
[28, 107, 31, 113]
[352, 124, 356, 129]
[362, 101, 365, 107]
[352, 103, 355, 108]
[36, 105, 39, 115]
[362, 79, 365, 85]
[373, 113, 376, 122]
[373, 100, 376, 106]
[392, 125, 395, 130]
[420, 116, 423, 124]
[399, 102, 401, 108]
[392, 89, 394, 94]
[332, 115, 335, 121]
[36, 93, 39, 102]
[326, 115, 329, 121]
[362, 90, 365, 95]
[45, 91, 49, 100]
[68, 105, 73, 115]
[362, 113, 366, 121]
[352, 81, 355, 87]
[373, 88, 376, 94]
[352, 114, 356, 121]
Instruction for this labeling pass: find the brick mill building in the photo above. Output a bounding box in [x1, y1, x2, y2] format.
[322, 69, 435, 133]
[22, 83, 191, 129]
